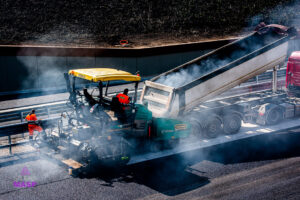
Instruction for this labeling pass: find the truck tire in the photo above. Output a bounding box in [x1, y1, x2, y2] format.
[266, 107, 283, 125]
[223, 113, 242, 135]
[189, 118, 205, 137]
[204, 116, 222, 138]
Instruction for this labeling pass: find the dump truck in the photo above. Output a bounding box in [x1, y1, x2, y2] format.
[140, 24, 299, 138]
[38, 24, 300, 169]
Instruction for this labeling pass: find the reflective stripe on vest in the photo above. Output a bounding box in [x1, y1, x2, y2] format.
[116, 93, 130, 104]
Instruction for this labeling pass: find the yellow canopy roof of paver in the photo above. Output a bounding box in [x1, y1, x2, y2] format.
[69, 68, 141, 82]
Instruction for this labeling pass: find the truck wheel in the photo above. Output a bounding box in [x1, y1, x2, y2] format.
[266, 108, 283, 125]
[189, 118, 205, 137]
[223, 113, 242, 135]
[204, 116, 222, 138]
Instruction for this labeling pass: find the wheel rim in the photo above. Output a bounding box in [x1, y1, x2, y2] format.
[224, 114, 241, 134]
[209, 124, 217, 133]
[228, 116, 240, 130]
[190, 119, 203, 137]
[206, 118, 221, 138]
[267, 109, 282, 125]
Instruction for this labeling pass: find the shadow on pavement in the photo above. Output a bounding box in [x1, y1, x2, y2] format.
[73, 130, 300, 196]
[198, 128, 300, 166]
[75, 156, 210, 196]
[0, 153, 40, 168]
[129, 157, 210, 196]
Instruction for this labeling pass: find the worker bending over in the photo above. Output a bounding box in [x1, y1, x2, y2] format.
[117, 88, 130, 105]
[25, 109, 43, 141]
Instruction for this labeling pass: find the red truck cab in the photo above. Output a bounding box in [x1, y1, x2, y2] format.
[286, 51, 300, 94]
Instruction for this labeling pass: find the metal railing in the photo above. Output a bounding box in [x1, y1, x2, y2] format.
[0, 102, 70, 123]
[0, 117, 59, 155]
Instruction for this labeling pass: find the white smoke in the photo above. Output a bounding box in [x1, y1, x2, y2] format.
[246, 0, 300, 31]
[155, 64, 201, 88]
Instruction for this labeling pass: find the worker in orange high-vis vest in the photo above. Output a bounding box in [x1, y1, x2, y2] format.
[116, 88, 130, 105]
[25, 109, 43, 140]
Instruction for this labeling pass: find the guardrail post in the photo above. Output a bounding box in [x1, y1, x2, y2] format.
[47, 107, 50, 118]
[20, 112, 25, 138]
[20, 112, 24, 122]
[8, 135, 12, 155]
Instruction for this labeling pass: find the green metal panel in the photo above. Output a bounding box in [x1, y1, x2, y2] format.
[153, 117, 191, 140]
[134, 104, 152, 121]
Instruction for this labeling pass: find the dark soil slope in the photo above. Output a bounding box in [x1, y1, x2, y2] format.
[0, 0, 298, 47]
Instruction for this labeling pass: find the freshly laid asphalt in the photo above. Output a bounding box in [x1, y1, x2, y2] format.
[1, 128, 300, 200]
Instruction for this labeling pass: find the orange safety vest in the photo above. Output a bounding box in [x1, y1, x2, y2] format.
[116, 93, 130, 104]
[26, 114, 38, 123]
[25, 114, 43, 135]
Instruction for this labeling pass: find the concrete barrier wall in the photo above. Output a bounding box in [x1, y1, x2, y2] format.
[0, 38, 299, 95]
[0, 49, 210, 94]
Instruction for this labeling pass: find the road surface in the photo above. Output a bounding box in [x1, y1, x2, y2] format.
[1, 128, 300, 200]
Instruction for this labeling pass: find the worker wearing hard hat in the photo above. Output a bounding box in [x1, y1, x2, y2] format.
[25, 109, 43, 141]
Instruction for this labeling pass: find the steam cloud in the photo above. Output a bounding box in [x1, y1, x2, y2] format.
[154, 0, 300, 88]
[154, 36, 266, 88]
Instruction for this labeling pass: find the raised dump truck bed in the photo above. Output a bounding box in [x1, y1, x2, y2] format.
[141, 27, 296, 118]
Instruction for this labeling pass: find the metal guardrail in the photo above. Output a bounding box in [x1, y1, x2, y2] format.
[0, 102, 70, 123]
[0, 117, 60, 154]
[248, 68, 286, 83]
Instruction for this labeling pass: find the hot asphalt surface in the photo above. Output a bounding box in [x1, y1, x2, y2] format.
[1, 129, 300, 200]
